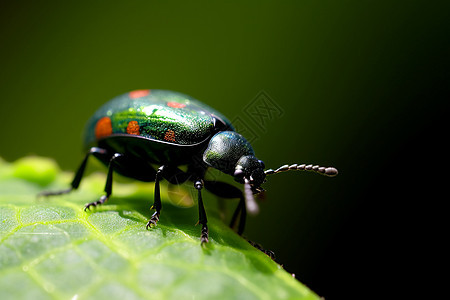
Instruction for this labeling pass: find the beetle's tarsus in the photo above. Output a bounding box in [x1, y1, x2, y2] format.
[84, 195, 108, 211]
[246, 238, 276, 260]
[145, 220, 155, 230]
[145, 220, 157, 229]
[200, 224, 209, 245]
[146, 211, 160, 229]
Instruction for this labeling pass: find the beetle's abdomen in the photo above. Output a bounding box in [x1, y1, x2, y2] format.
[84, 90, 232, 149]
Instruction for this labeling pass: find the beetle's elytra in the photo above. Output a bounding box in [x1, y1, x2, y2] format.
[40, 89, 338, 245]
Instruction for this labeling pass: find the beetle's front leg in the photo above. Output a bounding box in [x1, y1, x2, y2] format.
[195, 179, 209, 245]
[146, 166, 165, 229]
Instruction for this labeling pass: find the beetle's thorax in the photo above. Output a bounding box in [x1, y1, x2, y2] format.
[203, 131, 254, 174]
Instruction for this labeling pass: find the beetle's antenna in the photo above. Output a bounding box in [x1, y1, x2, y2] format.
[265, 164, 338, 177]
[244, 178, 260, 215]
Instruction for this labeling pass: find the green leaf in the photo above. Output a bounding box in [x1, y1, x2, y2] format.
[0, 156, 320, 300]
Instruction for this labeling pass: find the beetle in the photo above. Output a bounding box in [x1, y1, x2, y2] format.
[40, 89, 338, 244]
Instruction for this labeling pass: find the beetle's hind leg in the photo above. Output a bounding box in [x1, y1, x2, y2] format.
[38, 147, 109, 198]
[84, 153, 123, 211]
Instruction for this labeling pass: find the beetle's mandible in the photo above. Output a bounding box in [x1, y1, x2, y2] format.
[40, 89, 338, 245]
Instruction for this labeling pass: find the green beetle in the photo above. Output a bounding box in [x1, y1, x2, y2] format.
[41, 89, 338, 245]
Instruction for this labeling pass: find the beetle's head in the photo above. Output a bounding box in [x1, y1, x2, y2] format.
[203, 131, 265, 188]
[203, 131, 265, 214]
[203, 131, 339, 216]
[232, 155, 266, 214]
[233, 155, 266, 191]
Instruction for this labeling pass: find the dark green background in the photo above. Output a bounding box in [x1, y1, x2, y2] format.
[0, 1, 447, 298]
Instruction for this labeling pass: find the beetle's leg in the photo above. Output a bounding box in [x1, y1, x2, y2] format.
[195, 179, 209, 245]
[203, 180, 275, 258]
[204, 181, 246, 235]
[38, 147, 109, 198]
[146, 166, 165, 229]
[246, 239, 276, 260]
[84, 153, 122, 211]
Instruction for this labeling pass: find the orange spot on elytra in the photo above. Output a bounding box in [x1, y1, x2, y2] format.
[164, 129, 176, 142]
[95, 117, 112, 139]
[167, 102, 186, 108]
[127, 121, 140, 135]
[129, 89, 150, 99]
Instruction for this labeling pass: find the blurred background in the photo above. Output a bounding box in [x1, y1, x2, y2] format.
[0, 0, 447, 298]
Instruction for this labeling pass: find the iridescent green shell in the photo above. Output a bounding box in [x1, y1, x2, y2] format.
[83, 89, 234, 150]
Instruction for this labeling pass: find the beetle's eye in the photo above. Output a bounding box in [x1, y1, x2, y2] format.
[258, 160, 265, 169]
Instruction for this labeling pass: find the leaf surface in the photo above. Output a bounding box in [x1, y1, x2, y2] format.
[0, 157, 319, 299]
